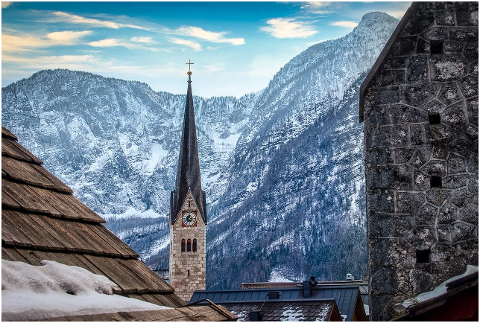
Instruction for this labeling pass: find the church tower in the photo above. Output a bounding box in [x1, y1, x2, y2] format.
[169, 61, 207, 301]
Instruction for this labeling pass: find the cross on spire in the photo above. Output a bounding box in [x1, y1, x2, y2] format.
[186, 59, 194, 75]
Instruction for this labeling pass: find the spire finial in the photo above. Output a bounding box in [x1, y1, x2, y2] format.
[186, 59, 194, 75]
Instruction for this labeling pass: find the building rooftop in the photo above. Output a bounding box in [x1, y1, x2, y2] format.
[219, 299, 341, 321]
[191, 281, 367, 321]
[1, 127, 235, 321]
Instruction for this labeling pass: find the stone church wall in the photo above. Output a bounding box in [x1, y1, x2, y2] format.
[362, 2, 478, 320]
[169, 194, 206, 301]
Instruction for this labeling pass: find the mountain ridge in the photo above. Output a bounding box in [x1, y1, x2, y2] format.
[2, 12, 399, 289]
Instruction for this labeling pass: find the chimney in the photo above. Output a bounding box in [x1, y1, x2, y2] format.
[303, 280, 311, 298]
[250, 310, 263, 321]
[303, 276, 317, 298]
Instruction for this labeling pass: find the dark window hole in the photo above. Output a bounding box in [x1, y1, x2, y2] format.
[430, 40, 443, 54]
[416, 249, 431, 263]
[430, 176, 442, 188]
[193, 238, 197, 252]
[429, 113, 441, 124]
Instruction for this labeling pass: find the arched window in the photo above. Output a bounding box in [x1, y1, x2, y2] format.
[187, 239, 192, 252]
[193, 239, 198, 252]
[181, 239, 185, 252]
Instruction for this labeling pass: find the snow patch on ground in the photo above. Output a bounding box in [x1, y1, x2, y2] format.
[211, 132, 242, 151]
[269, 268, 295, 282]
[143, 235, 170, 261]
[281, 307, 300, 321]
[101, 207, 165, 220]
[2, 260, 170, 321]
[246, 181, 258, 192]
[143, 143, 169, 176]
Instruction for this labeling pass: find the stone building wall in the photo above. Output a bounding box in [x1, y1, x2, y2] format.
[169, 192, 206, 301]
[361, 2, 478, 320]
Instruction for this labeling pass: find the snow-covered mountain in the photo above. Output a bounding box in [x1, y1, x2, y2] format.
[2, 12, 398, 289]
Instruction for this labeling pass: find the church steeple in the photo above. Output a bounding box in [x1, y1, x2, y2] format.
[170, 61, 206, 225]
[169, 61, 207, 301]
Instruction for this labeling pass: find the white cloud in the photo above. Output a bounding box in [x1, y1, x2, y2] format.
[176, 26, 245, 45]
[331, 21, 358, 29]
[51, 11, 149, 30]
[301, 2, 331, 9]
[261, 18, 317, 39]
[2, 31, 92, 53]
[89, 38, 123, 47]
[47, 30, 92, 43]
[2, 54, 97, 70]
[169, 38, 201, 51]
[203, 63, 225, 72]
[385, 9, 409, 19]
[88, 38, 159, 51]
[130, 36, 155, 44]
[301, 2, 334, 14]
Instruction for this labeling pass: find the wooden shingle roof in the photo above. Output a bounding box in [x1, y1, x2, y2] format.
[1, 127, 236, 321]
[45, 305, 237, 321]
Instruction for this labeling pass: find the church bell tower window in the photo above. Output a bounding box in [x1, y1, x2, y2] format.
[187, 239, 192, 252]
[193, 238, 197, 252]
[181, 239, 186, 252]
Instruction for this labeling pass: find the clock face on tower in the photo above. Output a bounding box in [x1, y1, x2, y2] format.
[182, 211, 197, 226]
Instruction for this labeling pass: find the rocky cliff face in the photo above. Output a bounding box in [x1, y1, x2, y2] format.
[2, 12, 399, 289]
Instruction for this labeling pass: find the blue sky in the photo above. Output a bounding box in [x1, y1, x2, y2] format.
[2, 1, 410, 97]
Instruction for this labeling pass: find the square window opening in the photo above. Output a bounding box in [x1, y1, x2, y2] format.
[430, 40, 443, 55]
[429, 113, 441, 124]
[268, 291, 280, 299]
[416, 249, 431, 264]
[430, 175, 442, 188]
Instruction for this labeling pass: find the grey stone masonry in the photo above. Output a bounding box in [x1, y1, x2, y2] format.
[360, 2, 478, 321]
[169, 191, 206, 301]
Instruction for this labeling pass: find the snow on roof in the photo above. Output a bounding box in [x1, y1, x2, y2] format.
[400, 265, 479, 309]
[2, 259, 170, 321]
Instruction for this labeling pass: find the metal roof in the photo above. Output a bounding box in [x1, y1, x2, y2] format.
[191, 284, 366, 321]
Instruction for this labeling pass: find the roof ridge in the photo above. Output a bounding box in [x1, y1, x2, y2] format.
[2, 127, 18, 141]
[2, 244, 138, 259]
[2, 136, 44, 164]
[1, 204, 105, 224]
[2, 172, 73, 194]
